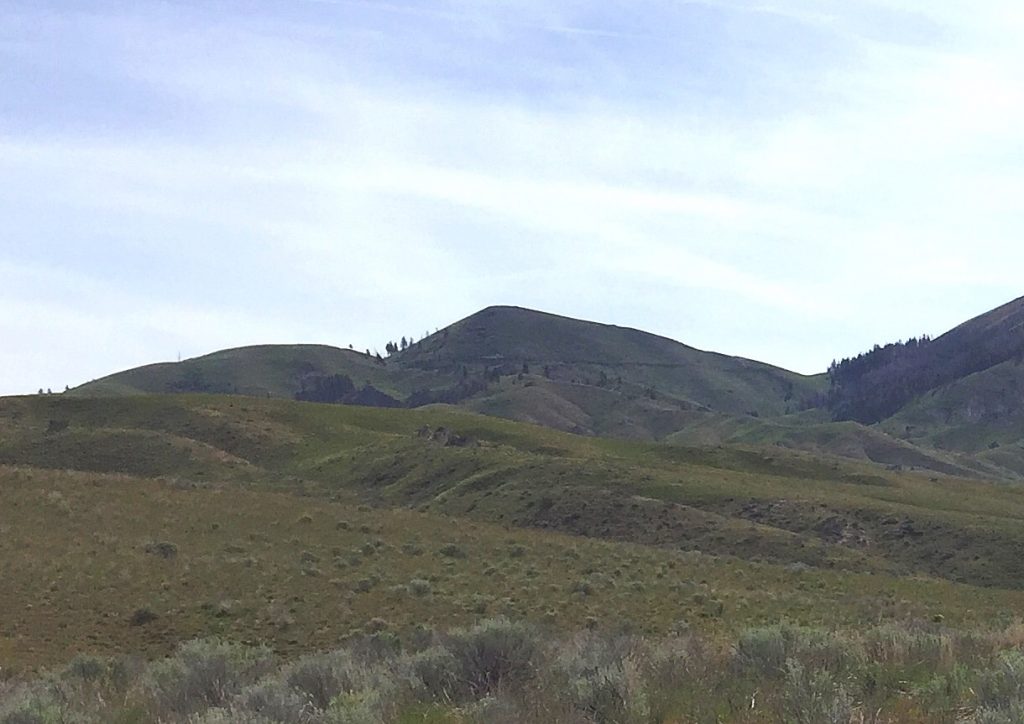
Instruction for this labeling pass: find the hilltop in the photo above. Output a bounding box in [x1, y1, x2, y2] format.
[67, 298, 1024, 480]
[71, 305, 826, 437]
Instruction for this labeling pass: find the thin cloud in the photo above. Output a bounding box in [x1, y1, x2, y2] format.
[3, 0, 1024, 391]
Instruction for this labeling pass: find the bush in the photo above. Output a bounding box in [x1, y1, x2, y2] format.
[324, 690, 387, 724]
[863, 622, 954, 670]
[0, 684, 63, 724]
[554, 633, 650, 723]
[974, 702, 1024, 724]
[238, 678, 315, 723]
[735, 626, 787, 674]
[445, 618, 540, 697]
[408, 579, 433, 597]
[735, 624, 862, 677]
[63, 655, 108, 682]
[780, 659, 852, 724]
[143, 541, 179, 559]
[438, 543, 467, 559]
[406, 646, 462, 702]
[190, 707, 276, 724]
[284, 651, 363, 711]
[974, 650, 1024, 713]
[141, 639, 274, 718]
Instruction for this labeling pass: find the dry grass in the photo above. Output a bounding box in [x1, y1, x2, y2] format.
[4, 464, 1024, 677]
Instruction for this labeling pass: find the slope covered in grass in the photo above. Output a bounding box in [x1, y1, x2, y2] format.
[69, 306, 828, 438]
[4, 463, 1024, 675]
[8, 394, 1024, 590]
[398, 305, 826, 417]
[71, 344, 447, 401]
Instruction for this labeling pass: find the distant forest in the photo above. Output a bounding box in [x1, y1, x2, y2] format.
[828, 327, 1024, 424]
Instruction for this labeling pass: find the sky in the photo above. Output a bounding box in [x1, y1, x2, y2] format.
[2, 0, 1024, 394]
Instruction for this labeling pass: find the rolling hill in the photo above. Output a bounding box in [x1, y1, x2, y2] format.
[66, 298, 1024, 481]
[70, 305, 825, 436]
[13, 338, 1024, 720]
[11, 400, 1024, 722]
[9, 393, 1024, 590]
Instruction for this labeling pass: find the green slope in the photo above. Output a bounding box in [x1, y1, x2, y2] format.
[64, 302, 1024, 481]
[8, 394, 1024, 590]
[399, 305, 826, 417]
[664, 411, 1008, 480]
[880, 359, 1024, 474]
[71, 306, 826, 421]
[72, 343, 447, 400]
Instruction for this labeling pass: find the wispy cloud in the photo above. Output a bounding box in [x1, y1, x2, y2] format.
[2, 0, 1024, 392]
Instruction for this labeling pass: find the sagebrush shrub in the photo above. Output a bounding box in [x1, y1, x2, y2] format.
[238, 678, 315, 722]
[0, 683, 63, 724]
[407, 579, 433, 597]
[974, 650, 1024, 713]
[446, 618, 540, 697]
[284, 652, 362, 711]
[406, 646, 461, 702]
[863, 622, 954, 670]
[780, 659, 852, 724]
[555, 635, 650, 724]
[141, 639, 274, 718]
[735, 624, 862, 677]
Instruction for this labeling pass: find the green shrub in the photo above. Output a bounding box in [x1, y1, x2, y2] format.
[189, 707, 275, 724]
[735, 626, 787, 674]
[445, 618, 540, 697]
[780, 659, 852, 724]
[863, 622, 954, 670]
[63, 655, 107, 682]
[975, 650, 1024, 713]
[408, 579, 433, 597]
[974, 702, 1024, 724]
[141, 639, 274, 718]
[284, 651, 364, 711]
[407, 646, 462, 702]
[325, 689, 388, 724]
[0, 684, 63, 724]
[438, 543, 467, 559]
[735, 624, 862, 677]
[238, 678, 313, 722]
[554, 634, 650, 723]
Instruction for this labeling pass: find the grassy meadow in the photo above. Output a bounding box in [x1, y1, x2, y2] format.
[6, 393, 1024, 720]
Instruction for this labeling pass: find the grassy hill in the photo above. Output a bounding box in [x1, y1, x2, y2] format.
[71, 344, 447, 401]
[65, 300, 1024, 482]
[71, 306, 826, 425]
[8, 394, 1024, 721]
[9, 393, 1024, 590]
[399, 306, 826, 417]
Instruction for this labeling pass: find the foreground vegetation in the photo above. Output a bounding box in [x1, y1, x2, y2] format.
[9, 464, 1024, 674]
[8, 394, 1024, 720]
[8, 617, 1024, 722]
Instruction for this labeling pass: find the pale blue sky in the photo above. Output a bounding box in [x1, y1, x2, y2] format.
[3, 1, 1023, 394]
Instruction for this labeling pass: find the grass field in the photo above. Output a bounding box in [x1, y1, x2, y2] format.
[6, 393, 1024, 720]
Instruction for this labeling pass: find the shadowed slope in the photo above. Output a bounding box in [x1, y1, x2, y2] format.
[398, 305, 826, 417]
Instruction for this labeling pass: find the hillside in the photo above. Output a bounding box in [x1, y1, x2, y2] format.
[66, 299, 1024, 481]
[827, 296, 1024, 424]
[70, 344, 446, 402]
[10, 393, 1024, 590]
[11, 394, 1024, 722]
[71, 306, 827, 439]
[399, 306, 825, 417]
